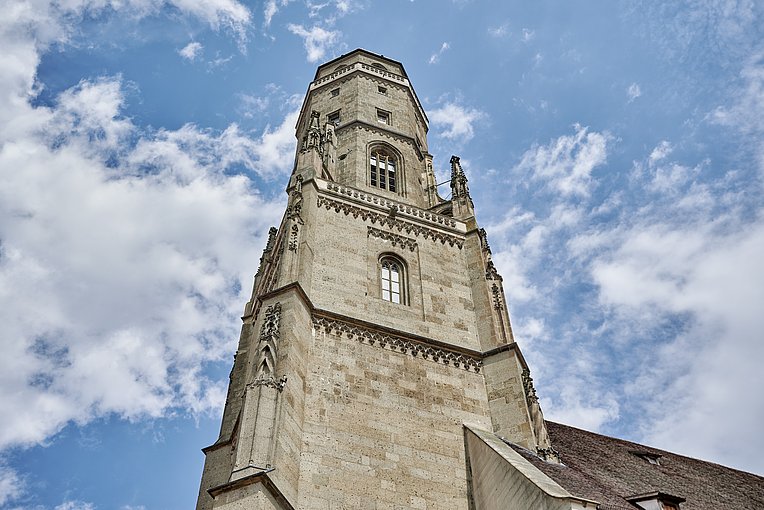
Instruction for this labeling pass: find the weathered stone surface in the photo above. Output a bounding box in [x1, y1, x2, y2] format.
[196, 49, 549, 510]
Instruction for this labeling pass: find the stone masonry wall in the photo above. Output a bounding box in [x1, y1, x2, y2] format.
[295, 325, 492, 509]
[305, 183, 482, 351]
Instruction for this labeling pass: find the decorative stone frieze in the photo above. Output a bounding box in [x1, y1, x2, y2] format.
[478, 228, 491, 253]
[359, 62, 407, 83]
[288, 224, 299, 252]
[287, 176, 304, 223]
[367, 226, 417, 251]
[259, 303, 282, 343]
[479, 228, 503, 281]
[485, 260, 501, 281]
[250, 375, 287, 392]
[522, 368, 539, 405]
[312, 315, 482, 372]
[325, 182, 458, 228]
[491, 283, 503, 310]
[255, 227, 278, 277]
[255, 302, 282, 378]
[317, 195, 464, 248]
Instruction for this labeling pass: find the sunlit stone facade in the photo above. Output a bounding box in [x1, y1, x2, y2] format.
[195, 49, 555, 510]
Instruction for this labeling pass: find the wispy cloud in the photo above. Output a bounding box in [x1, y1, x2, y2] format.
[0, 464, 23, 507]
[649, 140, 672, 163]
[488, 23, 509, 38]
[178, 41, 203, 61]
[515, 124, 611, 197]
[428, 101, 486, 140]
[428, 41, 450, 64]
[712, 50, 764, 137]
[287, 24, 340, 62]
[55, 501, 96, 510]
[626, 82, 641, 102]
[264, 0, 290, 28]
[487, 127, 764, 473]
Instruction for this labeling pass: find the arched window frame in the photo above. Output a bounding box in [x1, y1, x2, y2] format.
[379, 254, 407, 305]
[368, 143, 403, 195]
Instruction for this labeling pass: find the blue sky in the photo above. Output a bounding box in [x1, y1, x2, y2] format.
[1, 1, 763, 508]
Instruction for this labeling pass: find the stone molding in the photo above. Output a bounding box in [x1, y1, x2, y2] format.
[312, 314, 482, 372]
[350, 121, 424, 161]
[310, 59, 427, 128]
[208, 470, 296, 509]
[250, 375, 287, 392]
[317, 195, 464, 249]
[259, 303, 282, 343]
[367, 226, 417, 251]
[324, 182, 458, 228]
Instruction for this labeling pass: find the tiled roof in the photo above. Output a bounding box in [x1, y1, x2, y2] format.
[507, 422, 764, 510]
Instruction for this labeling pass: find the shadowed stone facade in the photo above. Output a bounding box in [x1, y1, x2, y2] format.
[195, 49, 554, 509]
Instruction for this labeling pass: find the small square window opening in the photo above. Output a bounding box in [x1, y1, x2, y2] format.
[331, 88, 340, 97]
[377, 109, 390, 125]
[327, 111, 340, 127]
[378, 86, 387, 95]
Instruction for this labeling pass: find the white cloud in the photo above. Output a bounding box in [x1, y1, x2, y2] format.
[249, 108, 301, 175]
[0, 464, 23, 507]
[168, 0, 252, 40]
[545, 378, 620, 432]
[521, 28, 535, 42]
[488, 23, 509, 38]
[649, 140, 672, 163]
[0, 4, 293, 452]
[626, 82, 641, 102]
[179, 41, 203, 61]
[238, 93, 269, 117]
[428, 42, 450, 64]
[264, 0, 291, 28]
[483, 118, 764, 476]
[55, 501, 96, 510]
[287, 24, 339, 63]
[516, 317, 547, 345]
[0, 77, 290, 448]
[515, 124, 610, 197]
[712, 50, 764, 138]
[590, 218, 764, 472]
[264, 0, 278, 27]
[428, 101, 486, 141]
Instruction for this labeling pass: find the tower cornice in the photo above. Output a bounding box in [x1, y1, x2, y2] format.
[296, 58, 429, 135]
[316, 178, 465, 235]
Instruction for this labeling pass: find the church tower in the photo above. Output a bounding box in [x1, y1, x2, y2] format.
[195, 49, 556, 510]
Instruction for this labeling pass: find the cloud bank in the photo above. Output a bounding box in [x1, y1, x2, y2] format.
[0, 0, 293, 502]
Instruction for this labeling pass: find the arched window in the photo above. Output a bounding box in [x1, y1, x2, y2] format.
[370, 148, 397, 192]
[380, 255, 406, 304]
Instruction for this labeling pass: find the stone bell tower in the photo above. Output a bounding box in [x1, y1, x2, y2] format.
[195, 49, 556, 510]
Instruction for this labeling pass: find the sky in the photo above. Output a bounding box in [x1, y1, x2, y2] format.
[1, 0, 763, 508]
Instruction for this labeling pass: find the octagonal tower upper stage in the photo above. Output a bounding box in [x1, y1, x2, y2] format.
[294, 49, 439, 210]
